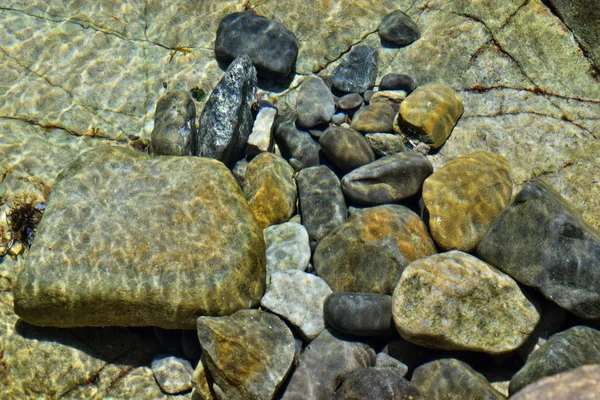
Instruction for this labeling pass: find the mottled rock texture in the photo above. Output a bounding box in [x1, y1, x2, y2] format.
[332, 367, 420, 400]
[296, 76, 335, 128]
[264, 222, 311, 281]
[14, 146, 266, 329]
[364, 133, 407, 157]
[511, 364, 600, 400]
[331, 46, 378, 93]
[423, 151, 513, 252]
[150, 90, 196, 156]
[151, 355, 193, 394]
[324, 293, 394, 336]
[274, 111, 320, 171]
[319, 126, 375, 173]
[350, 103, 396, 133]
[378, 10, 420, 46]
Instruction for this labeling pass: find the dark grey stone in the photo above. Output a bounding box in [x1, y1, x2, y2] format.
[273, 110, 320, 171]
[150, 90, 196, 156]
[297, 166, 347, 249]
[336, 93, 364, 110]
[324, 292, 394, 336]
[375, 353, 408, 376]
[477, 178, 600, 321]
[296, 76, 335, 128]
[341, 152, 433, 205]
[509, 326, 600, 395]
[378, 10, 420, 46]
[331, 46, 378, 94]
[379, 73, 416, 93]
[196, 54, 257, 167]
[332, 367, 420, 400]
[215, 11, 299, 78]
[319, 126, 375, 173]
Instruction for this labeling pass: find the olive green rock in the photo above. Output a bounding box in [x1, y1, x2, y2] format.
[350, 103, 396, 133]
[319, 126, 375, 173]
[423, 151, 513, 252]
[394, 82, 464, 149]
[13, 146, 266, 329]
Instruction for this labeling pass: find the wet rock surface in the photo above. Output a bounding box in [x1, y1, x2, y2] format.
[150, 90, 196, 156]
[332, 367, 420, 400]
[319, 126, 375, 173]
[296, 76, 335, 128]
[273, 111, 321, 171]
[151, 355, 194, 394]
[511, 364, 600, 400]
[264, 222, 311, 282]
[331, 46, 378, 94]
[364, 133, 407, 156]
[350, 103, 396, 133]
[324, 293, 393, 336]
[378, 10, 421, 46]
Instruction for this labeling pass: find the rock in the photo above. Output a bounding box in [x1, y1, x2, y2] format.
[378, 10, 420, 46]
[324, 292, 393, 336]
[273, 111, 320, 171]
[246, 105, 277, 158]
[296, 76, 335, 128]
[281, 329, 376, 400]
[197, 309, 295, 400]
[375, 353, 409, 376]
[331, 367, 420, 400]
[196, 54, 257, 167]
[319, 126, 375, 173]
[365, 133, 407, 157]
[214, 11, 299, 78]
[243, 152, 297, 228]
[314, 205, 436, 294]
[341, 152, 433, 206]
[264, 222, 311, 283]
[296, 166, 347, 248]
[350, 103, 396, 133]
[392, 251, 540, 354]
[150, 90, 196, 156]
[379, 74, 416, 93]
[411, 359, 505, 400]
[261, 270, 332, 340]
[106, 366, 181, 399]
[331, 46, 378, 94]
[232, 158, 248, 187]
[331, 112, 347, 125]
[13, 146, 266, 329]
[336, 93, 364, 110]
[191, 360, 213, 400]
[423, 151, 513, 252]
[477, 178, 600, 321]
[509, 326, 600, 395]
[368, 90, 407, 106]
[394, 83, 464, 149]
[511, 364, 600, 400]
[151, 355, 194, 394]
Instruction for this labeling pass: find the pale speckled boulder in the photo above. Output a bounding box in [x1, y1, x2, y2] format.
[423, 151, 513, 252]
[14, 146, 266, 329]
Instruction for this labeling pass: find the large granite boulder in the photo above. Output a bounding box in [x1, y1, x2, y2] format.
[14, 146, 266, 329]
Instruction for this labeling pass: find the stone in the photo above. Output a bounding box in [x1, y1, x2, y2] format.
[191, 360, 213, 400]
[215, 11, 299, 78]
[350, 103, 396, 133]
[314, 205, 436, 294]
[394, 83, 464, 149]
[477, 178, 600, 321]
[324, 292, 393, 336]
[151, 355, 194, 394]
[296, 76, 335, 128]
[411, 359, 505, 400]
[13, 146, 266, 329]
[319, 126, 375, 173]
[509, 326, 600, 395]
[392, 251, 540, 354]
[331, 46, 378, 94]
[246, 106, 277, 158]
[379, 73, 416, 93]
[150, 90, 196, 156]
[243, 152, 297, 228]
[106, 366, 183, 399]
[341, 152, 433, 206]
[281, 329, 376, 400]
[197, 309, 295, 400]
[264, 222, 311, 283]
[375, 353, 409, 376]
[196, 54, 257, 167]
[273, 111, 320, 171]
[368, 90, 407, 106]
[336, 93, 364, 110]
[331, 112, 347, 125]
[378, 10, 420, 46]
[331, 367, 421, 400]
[511, 364, 600, 400]
[296, 166, 347, 248]
[232, 158, 248, 187]
[364, 133, 407, 157]
[423, 151, 513, 252]
[261, 270, 332, 340]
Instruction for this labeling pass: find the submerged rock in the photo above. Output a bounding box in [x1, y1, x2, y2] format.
[296, 76, 335, 128]
[378, 10, 420, 46]
[150, 90, 196, 156]
[331, 46, 378, 93]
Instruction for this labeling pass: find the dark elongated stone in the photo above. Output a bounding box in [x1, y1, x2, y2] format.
[215, 11, 299, 78]
[331, 46, 378, 94]
[477, 178, 600, 321]
[324, 292, 393, 336]
[196, 54, 257, 167]
[331, 367, 420, 400]
[150, 90, 196, 156]
[379, 73, 416, 93]
[273, 111, 320, 171]
[319, 126, 375, 173]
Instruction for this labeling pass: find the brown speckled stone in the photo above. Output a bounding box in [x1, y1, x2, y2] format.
[423, 151, 512, 252]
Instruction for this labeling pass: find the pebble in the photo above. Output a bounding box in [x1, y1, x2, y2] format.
[331, 367, 420, 400]
[246, 105, 277, 158]
[273, 110, 320, 170]
[392, 251, 540, 354]
[215, 11, 298, 78]
[379, 73, 416, 93]
[375, 353, 408, 376]
[336, 93, 364, 110]
[364, 133, 407, 157]
[319, 126, 375, 173]
[378, 10, 421, 46]
[511, 364, 600, 400]
[151, 355, 194, 394]
[368, 90, 406, 107]
[331, 45, 378, 93]
[150, 90, 196, 156]
[243, 152, 297, 228]
[296, 76, 335, 128]
[261, 270, 332, 340]
[477, 178, 600, 321]
[324, 292, 394, 336]
[350, 103, 396, 133]
[313, 205, 436, 293]
[341, 152, 433, 206]
[264, 222, 311, 282]
[232, 158, 248, 187]
[423, 151, 513, 252]
[331, 111, 347, 125]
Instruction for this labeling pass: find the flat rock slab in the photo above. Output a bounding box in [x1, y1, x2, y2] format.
[14, 146, 266, 329]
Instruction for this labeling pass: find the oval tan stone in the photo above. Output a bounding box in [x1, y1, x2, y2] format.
[392, 251, 540, 354]
[423, 151, 512, 252]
